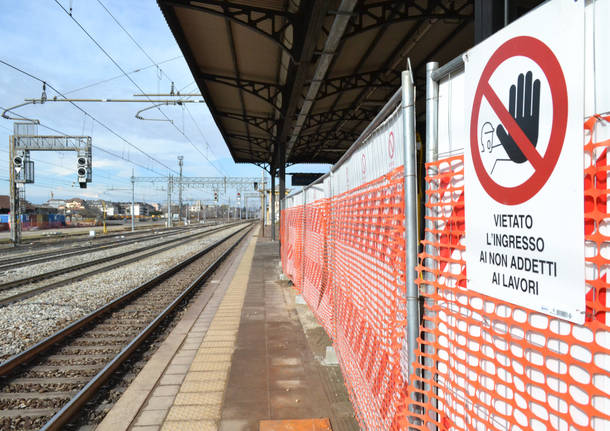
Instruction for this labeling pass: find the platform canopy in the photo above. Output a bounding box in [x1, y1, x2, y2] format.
[158, 0, 477, 166]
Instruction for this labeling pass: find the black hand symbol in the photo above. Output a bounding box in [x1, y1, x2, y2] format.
[496, 71, 540, 164]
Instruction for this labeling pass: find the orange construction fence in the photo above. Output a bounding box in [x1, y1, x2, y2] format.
[408, 115, 610, 430]
[282, 166, 409, 429]
[280, 116, 610, 430]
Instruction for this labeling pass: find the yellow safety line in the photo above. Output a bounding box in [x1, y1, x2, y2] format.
[161, 227, 258, 430]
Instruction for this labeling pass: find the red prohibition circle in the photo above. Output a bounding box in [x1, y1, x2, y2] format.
[470, 36, 568, 205]
[388, 131, 395, 159]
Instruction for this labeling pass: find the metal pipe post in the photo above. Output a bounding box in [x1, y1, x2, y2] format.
[423, 61, 440, 427]
[271, 172, 276, 241]
[9, 135, 19, 245]
[401, 67, 420, 387]
[424, 62, 440, 285]
[131, 170, 135, 232]
[167, 175, 173, 227]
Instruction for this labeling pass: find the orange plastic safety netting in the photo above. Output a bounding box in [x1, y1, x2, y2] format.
[330, 166, 408, 430]
[301, 198, 334, 338]
[281, 165, 410, 430]
[408, 115, 610, 431]
[280, 204, 304, 288]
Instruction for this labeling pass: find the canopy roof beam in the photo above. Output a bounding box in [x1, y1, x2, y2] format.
[165, 0, 296, 56]
[311, 71, 400, 101]
[284, 0, 358, 160]
[274, 0, 331, 169]
[217, 111, 278, 136]
[344, 0, 473, 38]
[200, 73, 283, 111]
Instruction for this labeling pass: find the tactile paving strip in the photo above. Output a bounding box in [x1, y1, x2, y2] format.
[161, 232, 257, 430]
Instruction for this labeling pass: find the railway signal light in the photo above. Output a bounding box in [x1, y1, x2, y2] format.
[14, 155, 23, 168]
[214, 191, 218, 202]
[77, 154, 89, 189]
[12, 150, 34, 183]
[13, 154, 23, 172]
[253, 181, 258, 190]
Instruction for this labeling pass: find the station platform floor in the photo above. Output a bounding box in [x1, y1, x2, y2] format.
[97, 225, 358, 431]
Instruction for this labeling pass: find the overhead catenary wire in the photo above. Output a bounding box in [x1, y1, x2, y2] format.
[98, 0, 228, 176]
[63, 55, 184, 95]
[56, 0, 227, 176]
[0, 59, 176, 175]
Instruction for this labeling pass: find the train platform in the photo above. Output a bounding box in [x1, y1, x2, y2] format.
[97, 225, 358, 431]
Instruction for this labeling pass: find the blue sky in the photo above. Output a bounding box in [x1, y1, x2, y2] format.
[0, 0, 329, 205]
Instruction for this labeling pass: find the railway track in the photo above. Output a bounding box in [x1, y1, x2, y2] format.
[0, 222, 243, 306]
[0, 223, 214, 272]
[0, 222, 252, 431]
[0, 223, 175, 254]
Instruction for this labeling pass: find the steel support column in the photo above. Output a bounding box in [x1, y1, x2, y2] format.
[279, 143, 286, 253]
[475, 0, 504, 43]
[271, 171, 276, 241]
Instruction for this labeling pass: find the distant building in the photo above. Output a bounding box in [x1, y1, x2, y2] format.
[125, 202, 155, 217]
[0, 195, 10, 213]
[0, 195, 34, 213]
[190, 200, 203, 213]
[46, 198, 66, 210]
[65, 198, 85, 211]
[89, 200, 120, 217]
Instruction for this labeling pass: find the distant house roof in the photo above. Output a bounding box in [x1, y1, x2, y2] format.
[0, 195, 34, 212]
[0, 195, 10, 210]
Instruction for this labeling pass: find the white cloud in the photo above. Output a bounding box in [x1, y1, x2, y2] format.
[0, 1, 271, 205]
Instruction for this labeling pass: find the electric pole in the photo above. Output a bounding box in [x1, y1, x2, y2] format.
[178, 156, 183, 226]
[167, 175, 173, 227]
[131, 168, 135, 232]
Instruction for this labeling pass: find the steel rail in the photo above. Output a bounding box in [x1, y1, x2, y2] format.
[38, 224, 252, 431]
[0, 224, 251, 425]
[0, 223, 189, 259]
[0, 225, 202, 271]
[0, 222, 239, 292]
[0, 222, 245, 307]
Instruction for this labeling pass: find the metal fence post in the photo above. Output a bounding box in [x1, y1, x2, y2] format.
[401, 65, 420, 388]
[423, 61, 440, 429]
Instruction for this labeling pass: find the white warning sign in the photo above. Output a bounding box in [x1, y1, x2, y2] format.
[464, 0, 585, 323]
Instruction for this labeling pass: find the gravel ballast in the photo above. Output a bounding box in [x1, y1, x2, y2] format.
[0, 224, 245, 361]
